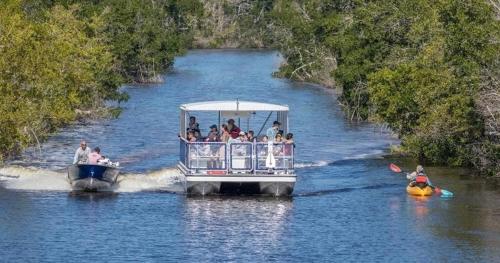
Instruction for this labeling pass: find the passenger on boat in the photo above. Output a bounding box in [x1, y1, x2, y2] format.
[229, 131, 249, 158]
[407, 165, 429, 188]
[207, 124, 219, 139]
[247, 130, 256, 142]
[88, 147, 102, 164]
[285, 133, 294, 144]
[266, 121, 281, 142]
[228, 131, 244, 143]
[239, 132, 248, 142]
[284, 133, 295, 156]
[73, 140, 91, 164]
[227, 119, 241, 139]
[205, 132, 222, 168]
[220, 124, 230, 142]
[195, 130, 204, 141]
[187, 131, 197, 142]
[274, 133, 284, 156]
[205, 130, 219, 142]
[188, 116, 200, 133]
[261, 135, 268, 143]
[275, 133, 283, 143]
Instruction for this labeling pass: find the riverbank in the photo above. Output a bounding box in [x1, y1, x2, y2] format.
[2, 0, 497, 176]
[0, 0, 203, 161]
[266, 1, 499, 177]
[190, 0, 499, 176]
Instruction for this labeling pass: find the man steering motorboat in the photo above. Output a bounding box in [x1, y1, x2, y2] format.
[73, 140, 91, 164]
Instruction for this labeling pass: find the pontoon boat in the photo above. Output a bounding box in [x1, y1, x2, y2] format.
[178, 100, 296, 196]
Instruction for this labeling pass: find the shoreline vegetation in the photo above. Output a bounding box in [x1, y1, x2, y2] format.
[1, 0, 498, 176]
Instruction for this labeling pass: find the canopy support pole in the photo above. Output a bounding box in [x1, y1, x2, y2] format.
[256, 111, 273, 137]
[218, 111, 221, 132]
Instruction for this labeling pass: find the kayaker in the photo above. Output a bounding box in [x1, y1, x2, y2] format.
[73, 140, 91, 164]
[407, 165, 429, 188]
[407, 165, 425, 179]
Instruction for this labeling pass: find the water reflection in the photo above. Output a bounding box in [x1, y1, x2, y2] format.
[182, 197, 293, 261]
[67, 191, 119, 202]
[407, 195, 430, 219]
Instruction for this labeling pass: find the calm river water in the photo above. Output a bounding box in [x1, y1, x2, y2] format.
[1, 50, 499, 262]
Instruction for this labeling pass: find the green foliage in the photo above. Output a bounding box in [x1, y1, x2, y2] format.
[270, 0, 499, 174]
[1, 0, 498, 176]
[0, 0, 124, 159]
[269, 1, 339, 87]
[97, 0, 184, 82]
[0, 0, 205, 160]
[192, 0, 275, 48]
[28, 0, 204, 83]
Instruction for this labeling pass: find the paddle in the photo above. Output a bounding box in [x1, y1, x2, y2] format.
[389, 163, 453, 197]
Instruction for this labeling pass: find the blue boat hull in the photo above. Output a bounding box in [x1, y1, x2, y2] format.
[67, 164, 120, 191]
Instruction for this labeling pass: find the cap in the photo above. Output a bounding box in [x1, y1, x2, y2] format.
[273, 121, 281, 125]
[210, 124, 217, 129]
[239, 131, 245, 136]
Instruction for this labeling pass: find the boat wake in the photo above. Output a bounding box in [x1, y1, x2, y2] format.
[116, 168, 183, 193]
[0, 165, 182, 192]
[294, 183, 400, 197]
[294, 161, 330, 168]
[294, 150, 386, 169]
[0, 166, 71, 191]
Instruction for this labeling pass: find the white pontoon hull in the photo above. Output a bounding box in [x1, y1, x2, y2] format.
[183, 174, 296, 196]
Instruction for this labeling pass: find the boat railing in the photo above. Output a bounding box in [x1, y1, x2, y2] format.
[180, 138, 227, 171]
[229, 143, 253, 172]
[254, 143, 294, 171]
[179, 138, 294, 175]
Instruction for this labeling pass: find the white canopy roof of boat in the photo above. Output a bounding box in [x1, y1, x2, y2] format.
[180, 100, 289, 112]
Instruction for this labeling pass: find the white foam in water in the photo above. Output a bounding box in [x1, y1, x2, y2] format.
[0, 166, 71, 191]
[294, 149, 386, 169]
[116, 168, 182, 193]
[294, 161, 330, 168]
[0, 165, 182, 192]
[344, 150, 385, 160]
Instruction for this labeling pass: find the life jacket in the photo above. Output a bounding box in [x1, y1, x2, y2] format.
[415, 175, 428, 184]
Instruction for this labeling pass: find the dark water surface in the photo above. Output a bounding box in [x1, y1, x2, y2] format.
[1, 50, 499, 262]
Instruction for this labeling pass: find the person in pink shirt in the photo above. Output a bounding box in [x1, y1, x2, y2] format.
[88, 147, 102, 164]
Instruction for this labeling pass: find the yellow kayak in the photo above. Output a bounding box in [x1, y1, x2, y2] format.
[406, 185, 433, 196]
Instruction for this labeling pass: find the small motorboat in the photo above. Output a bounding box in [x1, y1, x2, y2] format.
[67, 164, 120, 191]
[406, 184, 433, 196]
